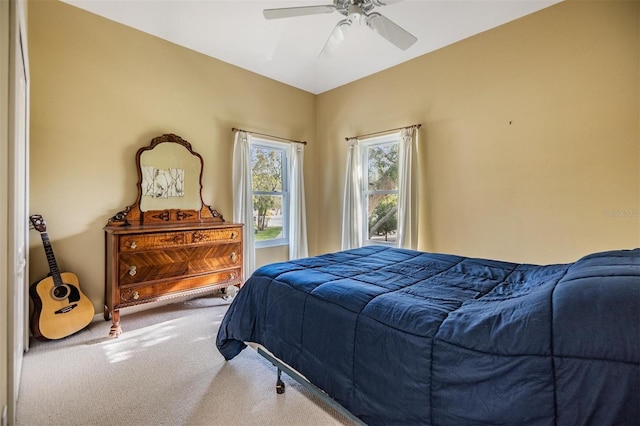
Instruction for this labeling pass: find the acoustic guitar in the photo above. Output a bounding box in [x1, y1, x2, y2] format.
[29, 214, 94, 340]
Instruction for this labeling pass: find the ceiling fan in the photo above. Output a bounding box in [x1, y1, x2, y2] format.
[263, 0, 417, 57]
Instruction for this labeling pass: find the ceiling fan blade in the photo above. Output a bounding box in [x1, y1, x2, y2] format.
[372, 0, 404, 5]
[263, 5, 335, 20]
[366, 12, 417, 50]
[319, 19, 351, 58]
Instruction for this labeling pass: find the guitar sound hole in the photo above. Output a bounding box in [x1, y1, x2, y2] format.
[52, 285, 70, 300]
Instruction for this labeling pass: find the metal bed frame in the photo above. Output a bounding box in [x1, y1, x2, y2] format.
[256, 347, 366, 426]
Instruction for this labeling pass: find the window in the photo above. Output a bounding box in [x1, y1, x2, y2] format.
[251, 139, 289, 248]
[362, 134, 400, 246]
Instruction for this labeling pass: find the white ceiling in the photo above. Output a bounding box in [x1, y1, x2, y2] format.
[61, 0, 562, 94]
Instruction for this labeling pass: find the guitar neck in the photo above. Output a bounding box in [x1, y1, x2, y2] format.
[40, 232, 63, 287]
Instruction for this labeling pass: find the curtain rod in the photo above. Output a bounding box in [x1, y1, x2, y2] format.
[232, 127, 307, 145]
[345, 123, 422, 141]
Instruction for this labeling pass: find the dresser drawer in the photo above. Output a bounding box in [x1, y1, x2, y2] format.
[119, 231, 186, 252]
[118, 268, 242, 305]
[118, 242, 242, 285]
[187, 227, 242, 245]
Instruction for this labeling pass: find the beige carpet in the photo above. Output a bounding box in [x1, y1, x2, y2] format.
[16, 295, 353, 426]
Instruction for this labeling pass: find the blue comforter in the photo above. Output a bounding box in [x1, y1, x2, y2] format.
[216, 246, 640, 425]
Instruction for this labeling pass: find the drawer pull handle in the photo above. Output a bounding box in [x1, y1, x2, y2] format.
[120, 289, 141, 302]
[130, 241, 137, 249]
[128, 265, 137, 276]
[230, 252, 237, 263]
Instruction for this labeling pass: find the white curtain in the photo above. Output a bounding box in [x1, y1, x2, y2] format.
[397, 126, 419, 249]
[232, 130, 256, 277]
[341, 137, 363, 250]
[289, 143, 308, 259]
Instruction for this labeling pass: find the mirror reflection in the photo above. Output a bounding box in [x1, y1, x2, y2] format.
[139, 141, 201, 212]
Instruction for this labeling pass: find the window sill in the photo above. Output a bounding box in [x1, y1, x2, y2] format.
[364, 240, 397, 248]
[255, 239, 289, 249]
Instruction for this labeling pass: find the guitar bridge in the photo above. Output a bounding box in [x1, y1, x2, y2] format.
[55, 303, 78, 315]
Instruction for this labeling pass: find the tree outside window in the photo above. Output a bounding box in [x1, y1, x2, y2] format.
[251, 140, 288, 247]
[363, 135, 399, 245]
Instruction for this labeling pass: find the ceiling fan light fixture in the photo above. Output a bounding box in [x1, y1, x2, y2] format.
[320, 18, 351, 58]
[346, 3, 365, 22]
[333, 20, 352, 43]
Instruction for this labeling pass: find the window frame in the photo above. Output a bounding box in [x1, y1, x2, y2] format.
[361, 132, 401, 247]
[251, 138, 290, 249]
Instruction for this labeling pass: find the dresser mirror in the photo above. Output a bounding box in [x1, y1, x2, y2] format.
[139, 138, 201, 212]
[107, 133, 223, 226]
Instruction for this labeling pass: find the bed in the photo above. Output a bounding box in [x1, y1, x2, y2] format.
[216, 246, 640, 425]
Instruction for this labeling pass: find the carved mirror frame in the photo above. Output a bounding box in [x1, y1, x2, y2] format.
[107, 133, 223, 226]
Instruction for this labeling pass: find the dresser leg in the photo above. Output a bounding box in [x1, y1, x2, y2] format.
[109, 310, 122, 338]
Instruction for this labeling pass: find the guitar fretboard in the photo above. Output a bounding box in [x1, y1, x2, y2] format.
[40, 232, 63, 288]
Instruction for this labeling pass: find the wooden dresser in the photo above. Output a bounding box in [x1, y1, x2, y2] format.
[104, 134, 243, 337]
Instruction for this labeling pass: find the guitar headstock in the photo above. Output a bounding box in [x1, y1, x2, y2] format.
[29, 215, 47, 233]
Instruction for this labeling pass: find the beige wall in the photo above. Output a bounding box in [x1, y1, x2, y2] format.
[27, 0, 317, 315]
[317, 0, 640, 264]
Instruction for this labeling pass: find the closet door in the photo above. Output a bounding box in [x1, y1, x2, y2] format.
[7, 0, 29, 423]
